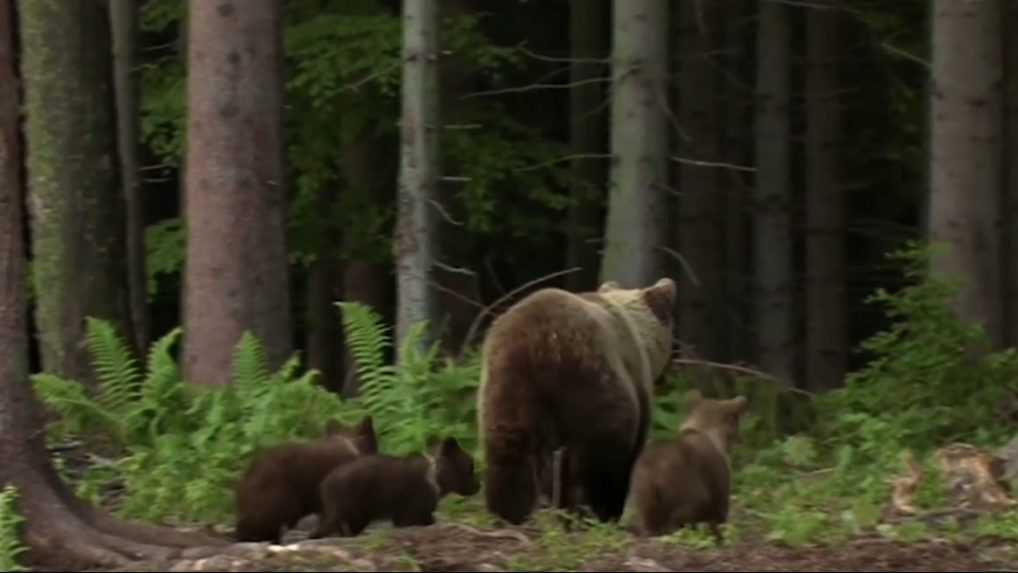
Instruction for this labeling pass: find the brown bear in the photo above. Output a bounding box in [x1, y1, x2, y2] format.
[476, 277, 677, 525]
[233, 415, 378, 543]
[309, 436, 480, 538]
[628, 390, 749, 543]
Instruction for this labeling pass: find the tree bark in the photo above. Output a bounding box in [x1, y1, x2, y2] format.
[565, 0, 609, 292]
[182, 0, 293, 385]
[675, 0, 726, 362]
[1, 5, 225, 568]
[804, 2, 846, 391]
[110, 0, 149, 359]
[752, 0, 794, 384]
[600, 0, 670, 288]
[928, 0, 1004, 348]
[395, 0, 440, 361]
[1004, 1, 1018, 346]
[19, 0, 133, 386]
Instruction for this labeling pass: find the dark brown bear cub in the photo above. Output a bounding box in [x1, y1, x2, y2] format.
[629, 390, 748, 543]
[233, 415, 377, 543]
[310, 436, 480, 538]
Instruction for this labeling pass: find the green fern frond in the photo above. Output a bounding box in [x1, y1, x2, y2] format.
[272, 352, 303, 383]
[84, 317, 142, 417]
[31, 373, 128, 444]
[230, 331, 271, 391]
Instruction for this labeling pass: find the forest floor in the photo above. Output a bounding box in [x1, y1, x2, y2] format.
[41, 499, 1018, 572]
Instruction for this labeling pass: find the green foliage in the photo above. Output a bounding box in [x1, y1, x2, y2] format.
[37, 304, 482, 525]
[725, 241, 1018, 547]
[0, 486, 26, 572]
[336, 301, 482, 456]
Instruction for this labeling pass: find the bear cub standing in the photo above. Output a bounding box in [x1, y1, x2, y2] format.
[310, 436, 480, 538]
[629, 390, 748, 543]
[233, 415, 378, 543]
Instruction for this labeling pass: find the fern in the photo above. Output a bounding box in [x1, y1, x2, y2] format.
[0, 486, 25, 572]
[230, 331, 272, 391]
[84, 317, 143, 416]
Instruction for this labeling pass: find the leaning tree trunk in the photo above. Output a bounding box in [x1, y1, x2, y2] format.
[804, 1, 846, 391]
[395, 0, 441, 360]
[929, 0, 1004, 348]
[565, 0, 609, 291]
[110, 0, 148, 358]
[600, 0, 669, 287]
[19, 0, 134, 386]
[752, 0, 794, 384]
[1, 4, 225, 568]
[675, 0, 726, 362]
[182, 0, 293, 385]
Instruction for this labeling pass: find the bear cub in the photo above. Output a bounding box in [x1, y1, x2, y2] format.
[233, 415, 378, 543]
[629, 390, 748, 543]
[311, 436, 480, 538]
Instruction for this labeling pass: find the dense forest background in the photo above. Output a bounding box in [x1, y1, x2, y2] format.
[65, 0, 935, 393]
[3, 0, 1018, 571]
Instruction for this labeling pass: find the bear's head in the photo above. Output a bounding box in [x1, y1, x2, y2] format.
[324, 415, 379, 457]
[432, 436, 481, 497]
[595, 277, 677, 379]
[679, 390, 749, 453]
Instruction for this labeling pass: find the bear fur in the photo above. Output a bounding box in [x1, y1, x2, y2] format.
[628, 390, 749, 542]
[476, 277, 677, 525]
[310, 436, 480, 538]
[233, 415, 378, 543]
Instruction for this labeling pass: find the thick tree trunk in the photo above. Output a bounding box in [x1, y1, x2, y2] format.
[601, 0, 670, 288]
[395, 0, 440, 360]
[804, 2, 846, 391]
[110, 0, 148, 359]
[752, 0, 794, 384]
[928, 0, 1004, 348]
[182, 0, 293, 385]
[675, 0, 726, 362]
[1005, 2, 1018, 346]
[19, 0, 133, 386]
[565, 0, 609, 292]
[1, 6, 225, 568]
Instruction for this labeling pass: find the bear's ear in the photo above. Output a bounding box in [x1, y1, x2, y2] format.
[324, 419, 344, 436]
[440, 436, 461, 456]
[598, 280, 621, 293]
[642, 277, 676, 324]
[727, 395, 749, 416]
[356, 415, 375, 437]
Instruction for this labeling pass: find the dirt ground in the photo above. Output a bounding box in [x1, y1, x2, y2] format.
[39, 518, 1017, 572]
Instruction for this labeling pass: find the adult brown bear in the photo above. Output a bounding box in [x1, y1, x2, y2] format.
[476, 277, 676, 525]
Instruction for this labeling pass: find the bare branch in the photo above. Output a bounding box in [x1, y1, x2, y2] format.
[654, 245, 702, 287]
[460, 267, 584, 355]
[461, 75, 613, 100]
[671, 155, 757, 172]
[671, 358, 815, 396]
[515, 152, 612, 173]
[517, 43, 611, 65]
[429, 198, 464, 226]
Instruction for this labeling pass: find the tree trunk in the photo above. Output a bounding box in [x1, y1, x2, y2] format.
[395, 0, 440, 360]
[305, 186, 344, 394]
[19, 0, 133, 386]
[752, 0, 794, 384]
[110, 0, 148, 359]
[1005, 1, 1018, 346]
[600, 0, 669, 288]
[182, 0, 293, 386]
[675, 0, 726, 362]
[804, 2, 846, 391]
[1, 6, 225, 568]
[565, 0, 609, 292]
[722, 0, 753, 365]
[928, 0, 1004, 348]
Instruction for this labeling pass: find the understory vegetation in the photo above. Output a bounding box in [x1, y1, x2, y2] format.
[3, 244, 1018, 570]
